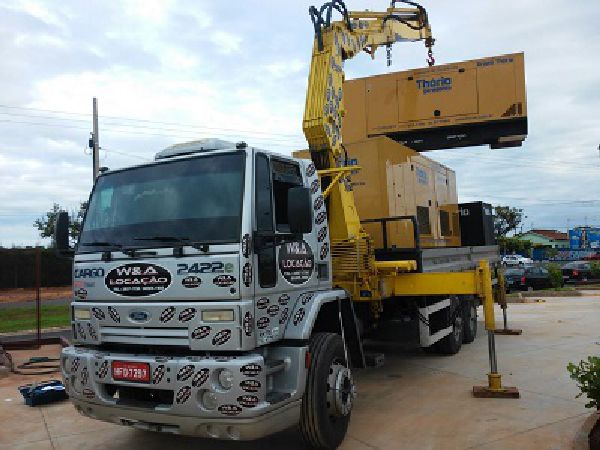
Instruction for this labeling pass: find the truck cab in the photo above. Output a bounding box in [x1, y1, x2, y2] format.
[60, 139, 352, 442]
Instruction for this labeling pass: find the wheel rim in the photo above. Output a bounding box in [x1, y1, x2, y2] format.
[454, 315, 463, 342]
[326, 361, 355, 419]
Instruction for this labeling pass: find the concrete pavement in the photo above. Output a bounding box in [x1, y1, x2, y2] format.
[1, 296, 599, 450]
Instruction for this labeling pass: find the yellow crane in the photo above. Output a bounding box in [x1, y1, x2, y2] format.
[303, 0, 434, 244]
[302, 0, 437, 303]
[301, 0, 519, 401]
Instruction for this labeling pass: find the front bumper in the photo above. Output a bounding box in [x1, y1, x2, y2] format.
[70, 398, 301, 440]
[61, 345, 306, 440]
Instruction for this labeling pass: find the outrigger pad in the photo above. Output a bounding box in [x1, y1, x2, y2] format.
[472, 385, 520, 399]
[494, 329, 523, 335]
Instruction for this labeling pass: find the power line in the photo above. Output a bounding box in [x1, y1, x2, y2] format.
[0, 116, 306, 150]
[436, 149, 598, 171]
[0, 110, 307, 146]
[1, 104, 598, 169]
[101, 147, 152, 161]
[0, 104, 306, 140]
[1, 112, 597, 172]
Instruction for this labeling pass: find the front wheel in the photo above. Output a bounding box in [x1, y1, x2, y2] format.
[300, 333, 354, 450]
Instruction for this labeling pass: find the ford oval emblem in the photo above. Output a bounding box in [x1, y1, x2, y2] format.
[129, 310, 151, 323]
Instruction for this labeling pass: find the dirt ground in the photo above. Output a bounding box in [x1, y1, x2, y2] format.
[0, 286, 71, 304]
[1, 296, 599, 450]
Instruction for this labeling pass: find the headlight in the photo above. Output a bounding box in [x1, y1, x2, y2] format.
[73, 307, 91, 320]
[217, 369, 234, 390]
[202, 310, 234, 322]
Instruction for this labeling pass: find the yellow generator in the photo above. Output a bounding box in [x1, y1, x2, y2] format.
[343, 137, 460, 249]
[334, 52, 527, 250]
[343, 52, 527, 151]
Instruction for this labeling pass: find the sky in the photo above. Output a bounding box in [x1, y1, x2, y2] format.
[0, 0, 599, 246]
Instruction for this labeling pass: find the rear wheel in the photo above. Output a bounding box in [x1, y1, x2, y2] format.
[435, 307, 463, 355]
[462, 300, 477, 344]
[300, 333, 354, 450]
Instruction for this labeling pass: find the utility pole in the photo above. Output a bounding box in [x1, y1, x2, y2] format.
[92, 97, 100, 182]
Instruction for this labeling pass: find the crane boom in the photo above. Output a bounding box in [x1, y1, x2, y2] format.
[302, 0, 434, 294]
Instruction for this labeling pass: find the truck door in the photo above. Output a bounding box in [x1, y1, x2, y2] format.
[253, 153, 319, 345]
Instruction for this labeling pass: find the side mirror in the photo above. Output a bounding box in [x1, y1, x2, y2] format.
[54, 211, 72, 256]
[288, 187, 313, 235]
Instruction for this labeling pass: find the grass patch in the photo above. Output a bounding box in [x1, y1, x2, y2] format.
[0, 304, 70, 333]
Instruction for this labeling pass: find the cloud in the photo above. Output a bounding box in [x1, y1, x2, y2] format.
[8, 0, 67, 30]
[209, 31, 243, 55]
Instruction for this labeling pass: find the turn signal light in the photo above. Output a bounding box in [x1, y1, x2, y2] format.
[73, 308, 91, 320]
[202, 310, 234, 322]
[305, 351, 312, 369]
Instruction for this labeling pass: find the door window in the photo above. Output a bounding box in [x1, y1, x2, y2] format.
[254, 155, 303, 288]
[255, 154, 276, 288]
[271, 159, 303, 233]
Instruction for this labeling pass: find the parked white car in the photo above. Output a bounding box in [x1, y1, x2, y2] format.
[502, 255, 533, 266]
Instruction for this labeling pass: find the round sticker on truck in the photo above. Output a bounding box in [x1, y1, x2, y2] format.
[105, 263, 171, 297]
[278, 240, 314, 285]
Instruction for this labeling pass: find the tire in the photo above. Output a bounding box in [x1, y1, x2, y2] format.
[300, 333, 354, 450]
[435, 307, 463, 355]
[462, 300, 477, 344]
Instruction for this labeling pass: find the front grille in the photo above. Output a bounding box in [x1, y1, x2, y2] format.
[100, 326, 188, 346]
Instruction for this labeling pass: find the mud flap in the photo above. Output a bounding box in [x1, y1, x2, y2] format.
[338, 297, 366, 369]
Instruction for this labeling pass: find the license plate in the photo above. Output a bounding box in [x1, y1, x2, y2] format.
[112, 361, 150, 383]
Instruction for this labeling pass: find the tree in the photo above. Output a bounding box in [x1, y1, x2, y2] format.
[494, 205, 524, 237]
[496, 236, 532, 254]
[34, 202, 88, 246]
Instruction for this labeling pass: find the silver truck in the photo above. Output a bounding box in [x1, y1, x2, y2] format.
[56, 138, 498, 449]
[57, 139, 361, 447]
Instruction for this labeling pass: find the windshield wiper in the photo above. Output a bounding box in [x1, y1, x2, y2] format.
[133, 236, 190, 243]
[133, 236, 210, 252]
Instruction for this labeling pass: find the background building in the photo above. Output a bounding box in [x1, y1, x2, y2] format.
[517, 229, 569, 249]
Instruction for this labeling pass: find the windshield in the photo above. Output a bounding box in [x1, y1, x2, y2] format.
[79, 151, 245, 252]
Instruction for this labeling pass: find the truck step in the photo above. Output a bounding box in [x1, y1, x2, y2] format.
[265, 359, 286, 375]
[266, 391, 291, 404]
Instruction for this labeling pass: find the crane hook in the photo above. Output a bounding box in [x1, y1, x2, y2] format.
[427, 47, 435, 66]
